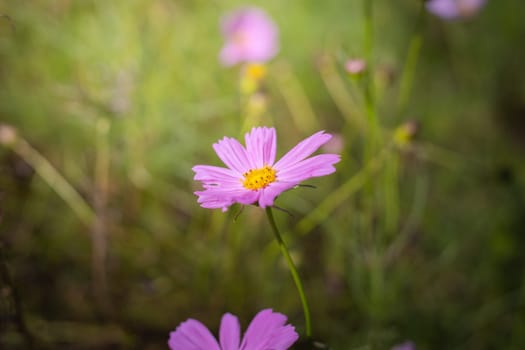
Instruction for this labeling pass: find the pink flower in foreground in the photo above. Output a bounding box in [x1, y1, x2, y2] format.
[426, 0, 486, 20]
[168, 309, 299, 350]
[193, 127, 340, 211]
[219, 7, 279, 66]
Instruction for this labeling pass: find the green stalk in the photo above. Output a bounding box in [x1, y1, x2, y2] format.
[265, 207, 312, 337]
[92, 117, 112, 315]
[397, 34, 423, 112]
[6, 134, 95, 226]
[363, 0, 377, 133]
[398, 1, 426, 113]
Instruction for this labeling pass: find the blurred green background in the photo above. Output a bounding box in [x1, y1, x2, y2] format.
[1, 0, 525, 349]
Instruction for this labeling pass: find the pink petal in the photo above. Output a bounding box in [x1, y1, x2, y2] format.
[244, 126, 277, 168]
[426, 0, 460, 19]
[274, 131, 333, 170]
[193, 165, 241, 185]
[277, 154, 340, 183]
[213, 137, 251, 175]
[220, 43, 243, 66]
[195, 190, 236, 209]
[426, 0, 486, 20]
[391, 341, 416, 350]
[168, 319, 220, 350]
[241, 22, 279, 63]
[265, 324, 299, 349]
[257, 182, 296, 208]
[240, 309, 298, 350]
[195, 187, 259, 211]
[220, 313, 241, 350]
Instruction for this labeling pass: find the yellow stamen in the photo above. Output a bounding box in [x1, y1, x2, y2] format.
[245, 63, 267, 81]
[242, 165, 276, 190]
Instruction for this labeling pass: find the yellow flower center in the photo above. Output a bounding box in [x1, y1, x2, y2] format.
[242, 165, 276, 190]
[245, 63, 267, 81]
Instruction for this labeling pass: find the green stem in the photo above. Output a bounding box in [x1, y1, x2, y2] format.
[265, 207, 312, 337]
[397, 1, 426, 113]
[364, 0, 374, 68]
[363, 0, 379, 158]
[397, 34, 423, 112]
[92, 117, 112, 316]
[10, 137, 95, 226]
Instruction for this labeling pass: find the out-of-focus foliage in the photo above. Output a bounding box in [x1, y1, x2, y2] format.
[0, 0, 524, 349]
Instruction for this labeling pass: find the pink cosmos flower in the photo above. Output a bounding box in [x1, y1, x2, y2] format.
[168, 308, 299, 350]
[391, 341, 416, 350]
[193, 127, 340, 211]
[344, 59, 367, 74]
[426, 0, 486, 20]
[219, 7, 279, 66]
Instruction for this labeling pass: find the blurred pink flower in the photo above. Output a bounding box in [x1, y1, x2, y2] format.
[391, 340, 416, 350]
[168, 309, 298, 350]
[193, 126, 340, 211]
[426, 0, 486, 20]
[219, 7, 279, 66]
[344, 59, 366, 74]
